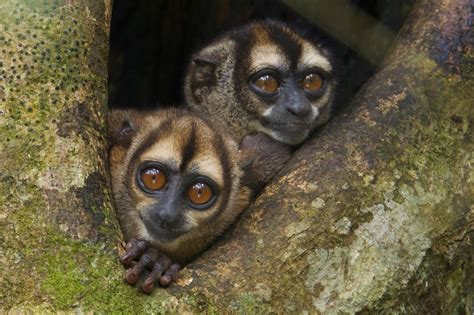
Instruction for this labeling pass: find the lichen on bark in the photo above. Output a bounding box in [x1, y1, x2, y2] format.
[0, 0, 123, 311]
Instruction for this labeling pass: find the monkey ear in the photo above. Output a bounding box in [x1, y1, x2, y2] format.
[191, 52, 218, 84]
[117, 119, 135, 146]
[193, 53, 218, 66]
[107, 110, 137, 148]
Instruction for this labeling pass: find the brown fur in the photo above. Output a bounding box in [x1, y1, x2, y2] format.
[108, 108, 251, 263]
[239, 133, 291, 194]
[184, 20, 338, 194]
[184, 20, 337, 146]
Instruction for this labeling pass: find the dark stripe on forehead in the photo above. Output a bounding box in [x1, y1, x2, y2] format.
[179, 121, 196, 172]
[210, 128, 232, 222]
[232, 23, 262, 116]
[265, 22, 302, 71]
[196, 116, 232, 222]
[232, 26, 252, 74]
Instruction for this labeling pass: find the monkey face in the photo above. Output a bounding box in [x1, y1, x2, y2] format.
[241, 25, 336, 145]
[185, 20, 337, 145]
[109, 109, 242, 251]
[132, 159, 221, 242]
[245, 55, 333, 144]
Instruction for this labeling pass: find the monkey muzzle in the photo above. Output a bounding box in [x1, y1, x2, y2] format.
[140, 211, 189, 243]
[260, 114, 314, 145]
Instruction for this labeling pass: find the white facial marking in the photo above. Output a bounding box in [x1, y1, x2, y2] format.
[188, 154, 223, 187]
[262, 107, 274, 118]
[311, 106, 320, 120]
[262, 104, 319, 121]
[185, 208, 199, 224]
[312, 84, 333, 110]
[257, 124, 310, 145]
[299, 42, 332, 72]
[140, 138, 181, 166]
[136, 219, 151, 240]
[250, 44, 289, 72]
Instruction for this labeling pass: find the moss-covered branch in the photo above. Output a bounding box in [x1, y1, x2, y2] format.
[0, 0, 129, 312]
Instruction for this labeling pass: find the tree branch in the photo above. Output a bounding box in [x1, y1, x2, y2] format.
[175, 0, 474, 313]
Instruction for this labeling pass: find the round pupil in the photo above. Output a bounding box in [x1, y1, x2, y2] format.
[254, 74, 279, 93]
[187, 182, 213, 205]
[141, 167, 166, 190]
[303, 73, 323, 92]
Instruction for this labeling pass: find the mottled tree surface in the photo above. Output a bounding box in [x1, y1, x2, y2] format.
[0, 0, 122, 312]
[1, 0, 473, 313]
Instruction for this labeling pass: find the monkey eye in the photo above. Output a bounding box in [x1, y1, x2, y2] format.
[138, 164, 167, 192]
[186, 178, 217, 209]
[250, 70, 280, 96]
[302, 72, 325, 94]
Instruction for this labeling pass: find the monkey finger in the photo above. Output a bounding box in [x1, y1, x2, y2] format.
[159, 263, 181, 287]
[140, 255, 172, 293]
[140, 275, 156, 295]
[120, 238, 150, 266]
[140, 259, 166, 293]
[125, 247, 159, 285]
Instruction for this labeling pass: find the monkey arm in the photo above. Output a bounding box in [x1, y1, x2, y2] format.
[120, 238, 181, 294]
[239, 133, 292, 195]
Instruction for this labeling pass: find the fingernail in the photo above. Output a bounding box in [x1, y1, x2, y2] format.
[120, 253, 131, 261]
[141, 278, 154, 294]
[126, 239, 136, 248]
[145, 277, 153, 287]
[126, 270, 138, 284]
[159, 275, 171, 287]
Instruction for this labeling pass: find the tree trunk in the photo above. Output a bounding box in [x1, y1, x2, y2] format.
[0, 0, 118, 312]
[1, 0, 473, 313]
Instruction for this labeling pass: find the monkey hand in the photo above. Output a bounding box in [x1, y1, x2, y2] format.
[240, 133, 291, 194]
[119, 238, 181, 294]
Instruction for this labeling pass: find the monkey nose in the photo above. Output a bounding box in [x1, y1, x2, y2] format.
[285, 103, 312, 118]
[160, 214, 183, 231]
[154, 211, 179, 230]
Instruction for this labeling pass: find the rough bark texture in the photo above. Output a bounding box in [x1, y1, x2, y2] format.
[180, 0, 474, 313]
[1, 0, 473, 313]
[0, 0, 119, 312]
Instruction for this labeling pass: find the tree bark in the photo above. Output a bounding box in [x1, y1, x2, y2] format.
[179, 0, 474, 313]
[1, 0, 473, 313]
[0, 0, 117, 312]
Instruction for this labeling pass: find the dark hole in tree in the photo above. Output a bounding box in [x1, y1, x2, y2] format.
[108, 0, 415, 109]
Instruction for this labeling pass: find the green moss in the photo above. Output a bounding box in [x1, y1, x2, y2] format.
[38, 232, 141, 313]
[0, 0, 225, 313]
[229, 293, 273, 314]
[36, 230, 226, 313]
[0, 183, 207, 312]
[0, 166, 184, 311]
[0, 1, 117, 311]
[0, 0, 106, 182]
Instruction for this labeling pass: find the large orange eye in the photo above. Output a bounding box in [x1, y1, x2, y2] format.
[139, 166, 167, 191]
[302, 73, 324, 93]
[252, 74, 280, 94]
[187, 182, 215, 207]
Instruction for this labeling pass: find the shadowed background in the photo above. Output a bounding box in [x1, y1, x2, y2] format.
[108, 0, 415, 108]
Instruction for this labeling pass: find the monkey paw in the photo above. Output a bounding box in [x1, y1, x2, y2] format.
[119, 238, 181, 294]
